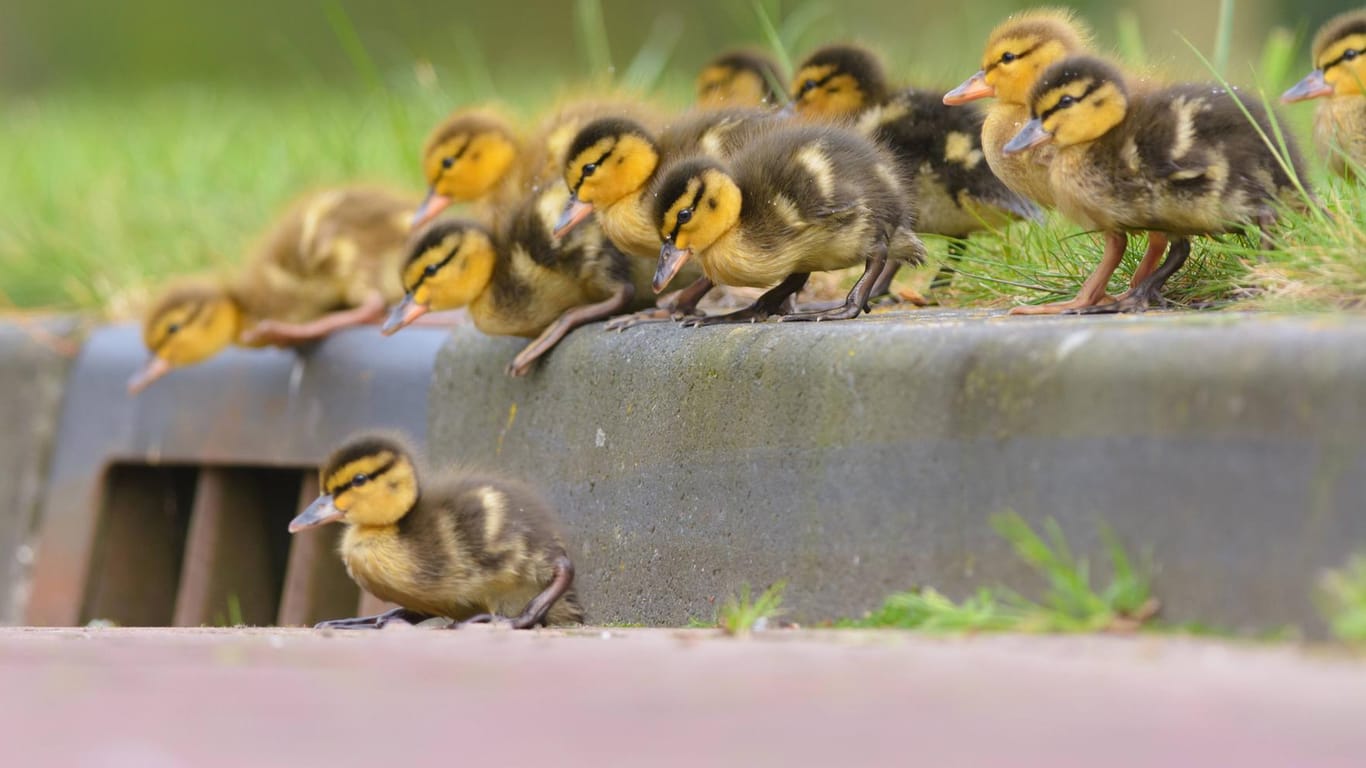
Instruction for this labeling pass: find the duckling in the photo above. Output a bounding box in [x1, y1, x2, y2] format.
[127, 185, 415, 393]
[412, 100, 658, 228]
[288, 433, 582, 629]
[555, 108, 778, 319]
[384, 183, 635, 376]
[790, 44, 1039, 293]
[1283, 9, 1366, 179]
[944, 9, 1170, 306]
[696, 49, 788, 109]
[1004, 56, 1310, 313]
[651, 123, 926, 323]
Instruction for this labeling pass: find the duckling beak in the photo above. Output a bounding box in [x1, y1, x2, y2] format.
[554, 195, 594, 238]
[126, 356, 172, 395]
[654, 239, 692, 293]
[289, 494, 345, 533]
[411, 189, 452, 229]
[1282, 69, 1331, 103]
[943, 71, 993, 104]
[382, 294, 428, 336]
[1003, 118, 1052, 155]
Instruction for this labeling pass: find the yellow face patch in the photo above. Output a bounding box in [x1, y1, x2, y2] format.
[984, 35, 1074, 105]
[325, 450, 419, 528]
[791, 65, 865, 117]
[401, 230, 496, 310]
[659, 169, 742, 254]
[1319, 34, 1366, 95]
[423, 131, 518, 201]
[144, 294, 240, 367]
[567, 134, 659, 208]
[697, 66, 769, 108]
[1036, 79, 1127, 148]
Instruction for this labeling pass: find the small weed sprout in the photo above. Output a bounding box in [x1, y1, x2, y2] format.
[718, 581, 787, 637]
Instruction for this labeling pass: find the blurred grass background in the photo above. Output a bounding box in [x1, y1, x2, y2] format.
[0, 0, 1352, 314]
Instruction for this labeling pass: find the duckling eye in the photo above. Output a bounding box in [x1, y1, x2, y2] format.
[352, 473, 369, 487]
[677, 208, 693, 225]
[1346, 49, 1360, 61]
[166, 322, 182, 335]
[800, 79, 818, 96]
[424, 264, 439, 277]
[582, 162, 598, 177]
[1057, 95, 1077, 108]
[442, 157, 455, 169]
[1001, 52, 1017, 64]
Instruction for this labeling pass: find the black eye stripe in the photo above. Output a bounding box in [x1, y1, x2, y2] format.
[985, 43, 1040, 74]
[669, 184, 706, 242]
[798, 71, 839, 96]
[411, 244, 462, 291]
[1324, 48, 1360, 71]
[1039, 81, 1101, 121]
[153, 301, 205, 351]
[333, 456, 397, 495]
[573, 149, 614, 194]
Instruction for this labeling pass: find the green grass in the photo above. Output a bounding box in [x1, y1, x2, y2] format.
[842, 513, 1159, 633]
[716, 581, 787, 636]
[1318, 555, 1366, 644]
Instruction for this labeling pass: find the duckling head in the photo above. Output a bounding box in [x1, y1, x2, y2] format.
[651, 157, 742, 292]
[1284, 10, 1366, 102]
[697, 49, 787, 109]
[383, 220, 496, 335]
[946, 8, 1093, 106]
[289, 434, 420, 532]
[555, 117, 661, 237]
[127, 283, 243, 394]
[1004, 56, 1128, 155]
[413, 111, 520, 228]
[790, 45, 887, 118]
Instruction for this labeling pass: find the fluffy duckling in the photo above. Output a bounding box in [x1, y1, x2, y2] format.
[696, 49, 788, 109]
[651, 123, 926, 323]
[1283, 9, 1366, 178]
[128, 185, 414, 393]
[384, 184, 635, 376]
[412, 100, 656, 228]
[1004, 56, 1309, 313]
[944, 9, 1171, 301]
[288, 433, 582, 629]
[791, 44, 1040, 239]
[556, 109, 777, 318]
[943, 8, 1094, 208]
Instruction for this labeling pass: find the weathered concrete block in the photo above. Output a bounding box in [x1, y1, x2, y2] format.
[428, 309, 1366, 634]
[0, 319, 78, 623]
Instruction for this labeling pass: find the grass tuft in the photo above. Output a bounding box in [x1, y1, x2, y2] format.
[717, 581, 787, 636]
[1318, 555, 1366, 644]
[843, 513, 1159, 634]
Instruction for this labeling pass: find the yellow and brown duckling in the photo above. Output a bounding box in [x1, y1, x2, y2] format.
[791, 44, 1041, 238]
[384, 183, 635, 376]
[651, 123, 926, 324]
[696, 49, 788, 109]
[556, 108, 778, 318]
[288, 433, 582, 629]
[1283, 8, 1366, 179]
[128, 185, 415, 393]
[1004, 56, 1310, 313]
[412, 100, 659, 229]
[945, 9, 1172, 308]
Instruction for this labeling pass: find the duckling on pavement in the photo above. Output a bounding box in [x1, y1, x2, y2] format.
[289, 433, 582, 629]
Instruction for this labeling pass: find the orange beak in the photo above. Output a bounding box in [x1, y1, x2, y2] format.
[127, 356, 172, 395]
[654, 239, 693, 293]
[1003, 118, 1052, 155]
[553, 196, 594, 238]
[944, 71, 994, 105]
[382, 295, 430, 335]
[411, 188, 452, 230]
[1281, 69, 1331, 103]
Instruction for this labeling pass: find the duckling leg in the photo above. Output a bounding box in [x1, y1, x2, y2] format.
[1127, 232, 1168, 289]
[507, 284, 634, 376]
[1071, 237, 1191, 314]
[1009, 231, 1127, 316]
[315, 607, 434, 630]
[452, 555, 576, 630]
[683, 273, 810, 327]
[604, 277, 714, 331]
[779, 239, 888, 322]
[241, 291, 387, 346]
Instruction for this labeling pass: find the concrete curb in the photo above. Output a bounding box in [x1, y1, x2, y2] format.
[428, 309, 1366, 634]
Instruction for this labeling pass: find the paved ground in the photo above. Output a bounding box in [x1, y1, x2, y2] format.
[2, 627, 1364, 767]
